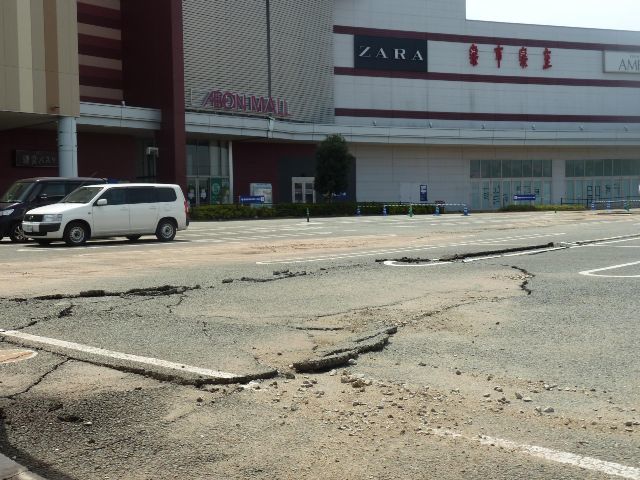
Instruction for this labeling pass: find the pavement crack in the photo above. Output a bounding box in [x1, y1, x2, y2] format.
[236, 271, 309, 283]
[292, 326, 398, 373]
[31, 285, 201, 301]
[58, 305, 74, 318]
[380, 242, 555, 264]
[3, 358, 69, 400]
[510, 266, 535, 295]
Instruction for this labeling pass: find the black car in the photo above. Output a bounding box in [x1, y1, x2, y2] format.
[0, 177, 107, 242]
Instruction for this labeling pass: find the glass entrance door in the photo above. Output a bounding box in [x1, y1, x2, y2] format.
[292, 177, 315, 204]
[186, 178, 211, 207]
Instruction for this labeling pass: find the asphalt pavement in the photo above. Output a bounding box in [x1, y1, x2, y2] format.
[1, 210, 639, 479]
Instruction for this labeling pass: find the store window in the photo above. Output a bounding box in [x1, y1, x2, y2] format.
[469, 160, 552, 210]
[564, 159, 640, 204]
[186, 140, 232, 207]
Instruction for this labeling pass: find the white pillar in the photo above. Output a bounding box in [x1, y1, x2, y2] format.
[58, 116, 78, 177]
[228, 140, 234, 203]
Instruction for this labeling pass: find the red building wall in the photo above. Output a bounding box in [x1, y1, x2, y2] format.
[121, 0, 186, 188]
[0, 130, 57, 194]
[0, 129, 139, 195]
[233, 142, 317, 204]
[77, 132, 137, 181]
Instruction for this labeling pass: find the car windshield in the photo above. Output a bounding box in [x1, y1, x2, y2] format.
[61, 186, 104, 204]
[0, 181, 34, 203]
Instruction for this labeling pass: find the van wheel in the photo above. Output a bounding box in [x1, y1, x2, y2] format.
[126, 235, 141, 242]
[9, 223, 28, 243]
[64, 222, 88, 246]
[156, 219, 176, 242]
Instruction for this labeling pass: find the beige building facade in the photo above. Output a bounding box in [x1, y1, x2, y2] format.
[0, 0, 79, 118]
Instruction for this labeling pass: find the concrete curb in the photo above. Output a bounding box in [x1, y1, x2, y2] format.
[0, 453, 47, 480]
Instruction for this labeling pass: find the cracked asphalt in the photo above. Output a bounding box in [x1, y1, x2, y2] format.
[0, 211, 639, 479]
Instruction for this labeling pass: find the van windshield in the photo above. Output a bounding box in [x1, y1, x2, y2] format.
[0, 181, 34, 203]
[61, 186, 104, 204]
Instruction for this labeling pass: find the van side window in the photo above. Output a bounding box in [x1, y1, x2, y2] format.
[128, 187, 156, 204]
[157, 188, 177, 202]
[39, 183, 67, 199]
[98, 189, 127, 206]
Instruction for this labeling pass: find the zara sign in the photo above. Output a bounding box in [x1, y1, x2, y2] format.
[354, 35, 428, 72]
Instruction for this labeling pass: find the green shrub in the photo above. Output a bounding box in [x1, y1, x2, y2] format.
[499, 204, 585, 212]
[191, 202, 582, 221]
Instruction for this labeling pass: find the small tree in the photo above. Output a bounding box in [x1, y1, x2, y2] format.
[314, 134, 354, 202]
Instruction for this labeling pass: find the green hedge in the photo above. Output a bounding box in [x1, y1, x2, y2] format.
[190, 203, 584, 220]
[499, 204, 586, 212]
[190, 202, 440, 220]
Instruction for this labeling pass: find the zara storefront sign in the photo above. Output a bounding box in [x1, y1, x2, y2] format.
[354, 35, 428, 72]
[197, 89, 290, 117]
[604, 51, 640, 73]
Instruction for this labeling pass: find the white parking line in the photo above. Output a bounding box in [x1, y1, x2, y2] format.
[257, 233, 566, 265]
[0, 330, 239, 380]
[433, 430, 640, 479]
[579, 260, 640, 278]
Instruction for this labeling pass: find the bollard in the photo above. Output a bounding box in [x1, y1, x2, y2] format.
[591, 202, 595, 211]
[383, 205, 387, 216]
[306, 208, 310, 223]
[356, 206, 361, 216]
[408, 204, 414, 218]
[434, 205, 440, 216]
[463, 205, 469, 216]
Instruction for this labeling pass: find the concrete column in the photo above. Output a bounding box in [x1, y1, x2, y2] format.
[228, 140, 234, 203]
[58, 116, 77, 177]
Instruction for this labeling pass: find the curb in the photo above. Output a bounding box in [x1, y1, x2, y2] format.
[0, 453, 47, 480]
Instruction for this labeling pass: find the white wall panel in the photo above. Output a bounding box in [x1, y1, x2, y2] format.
[183, 0, 334, 123]
[335, 75, 640, 119]
[183, 0, 269, 105]
[270, 0, 334, 123]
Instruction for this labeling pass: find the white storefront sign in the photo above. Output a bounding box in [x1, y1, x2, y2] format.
[604, 51, 640, 73]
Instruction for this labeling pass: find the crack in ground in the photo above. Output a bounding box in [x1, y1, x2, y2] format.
[510, 266, 535, 295]
[378, 242, 555, 264]
[233, 271, 308, 283]
[23, 285, 202, 301]
[2, 358, 69, 400]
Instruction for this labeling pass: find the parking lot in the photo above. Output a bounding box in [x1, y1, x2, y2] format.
[1, 211, 639, 479]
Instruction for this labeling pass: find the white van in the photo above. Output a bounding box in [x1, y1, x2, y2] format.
[22, 183, 189, 246]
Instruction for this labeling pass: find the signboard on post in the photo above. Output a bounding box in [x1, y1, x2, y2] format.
[513, 194, 536, 201]
[250, 183, 273, 204]
[239, 196, 265, 205]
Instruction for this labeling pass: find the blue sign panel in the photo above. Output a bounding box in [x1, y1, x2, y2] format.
[239, 196, 265, 205]
[513, 194, 536, 201]
[420, 185, 428, 202]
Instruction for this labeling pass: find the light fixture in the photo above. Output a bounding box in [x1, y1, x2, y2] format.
[428, 121, 433, 128]
[579, 125, 584, 131]
[532, 125, 536, 130]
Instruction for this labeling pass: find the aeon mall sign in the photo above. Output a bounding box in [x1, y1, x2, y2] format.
[197, 89, 290, 117]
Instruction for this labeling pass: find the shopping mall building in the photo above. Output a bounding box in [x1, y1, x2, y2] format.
[2, 0, 640, 210]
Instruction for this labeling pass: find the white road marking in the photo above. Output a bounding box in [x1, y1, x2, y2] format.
[579, 260, 640, 278]
[257, 233, 566, 265]
[0, 330, 239, 380]
[384, 260, 452, 267]
[432, 430, 640, 480]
